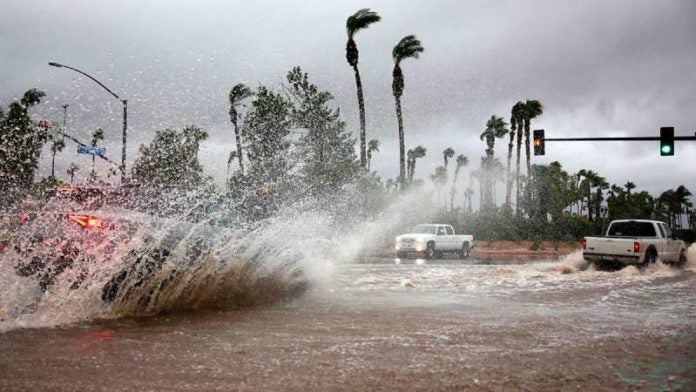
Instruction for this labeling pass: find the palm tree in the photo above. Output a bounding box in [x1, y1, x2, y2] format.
[67, 163, 79, 185]
[367, 139, 380, 171]
[450, 154, 468, 211]
[408, 145, 426, 182]
[90, 128, 104, 179]
[346, 9, 381, 169]
[512, 102, 524, 213]
[442, 147, 454, 169]
[520, 100, 543, 176]
[229, 83, 253, 174]
[509, 103, 522, 209]
[479, 115, 509, 208]
[624, 181, 636, 195]
[50, 138, 65, 178]
[392, 35, 424, 186]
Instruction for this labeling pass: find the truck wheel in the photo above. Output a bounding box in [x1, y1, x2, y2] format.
[459, 243, 470, 259]
[641, 250, 656, 269]
[425, 242, 435, 259]
[677, 249, 687, 267]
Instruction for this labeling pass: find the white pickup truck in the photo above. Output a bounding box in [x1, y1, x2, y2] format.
[583, 219, 688, 268]
[395, 224, 474, 259]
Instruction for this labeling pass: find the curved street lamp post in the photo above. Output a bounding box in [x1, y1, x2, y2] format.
[48, 62, 128, 183]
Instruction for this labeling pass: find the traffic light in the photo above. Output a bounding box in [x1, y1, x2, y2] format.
[533, 129, 545, 155]
[660, 127, 674, 156]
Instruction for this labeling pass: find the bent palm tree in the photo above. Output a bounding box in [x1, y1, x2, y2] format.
[508, 103, 522, 209]
[226, 150, 238, 186]
[392, 35, 424, 187]
[408, 145, 426, 182]
[450, 154, 468, 211]
[367, 139, 380, 171]
[521, 99, 543, 176]
[479, 115, 509, 208]
[229, 83, 253, 174]
[513, 101, 524, 213]
[346, 8, 381, 169]
[442, 147, 454, 169]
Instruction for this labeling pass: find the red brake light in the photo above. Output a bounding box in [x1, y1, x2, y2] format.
[633, 242, 640, 253]
[582, 239, 586, 250]
[68, 214, 105, 229]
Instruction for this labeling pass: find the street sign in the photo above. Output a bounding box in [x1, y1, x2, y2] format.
[78, 145, 107, 156]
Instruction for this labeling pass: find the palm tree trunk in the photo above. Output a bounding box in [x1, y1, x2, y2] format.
[234, 123, 244, 174]
[395, 96, 405, 186]
[524, 118, 531, 178]
[515, 128, 522, 214]
[450, 166, 461, 211]
[505, 133, 514, 207]
[51, 152, 56, 177]
[353, 65, 367, 169]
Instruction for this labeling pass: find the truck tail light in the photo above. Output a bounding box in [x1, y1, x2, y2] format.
[582, 239, 586, 250]
[633, 242, 640, 253]
[68, 214, 106, 229]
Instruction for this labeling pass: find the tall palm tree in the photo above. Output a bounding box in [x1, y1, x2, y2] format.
[508, 103, 522, 209]
[346, 8, 381, 169]
[50, 138, 65, 178]
[67, 163, 79, 185]
[226, 150, 238, 186]
[392, 35, 424, 187]
[367, 139, 380, 171]
[512, 102, 524, 213]
[229, 83, 253, 174]
[520, 99, 543, 176]
[90, 128, 104, 179]
[479, 115, 509, 208]
[450, 154, 468, 211]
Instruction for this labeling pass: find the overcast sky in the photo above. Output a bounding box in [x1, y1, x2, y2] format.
[1, 0, 694, 200]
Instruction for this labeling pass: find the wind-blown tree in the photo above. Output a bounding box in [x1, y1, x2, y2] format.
[407, 145, 426, 182]
[132, 125, 209, 188]
[450, 154, 468, 211]
[479, 115, 509, 209]
[367, 139, 380, 171]
[67, 163, 79, 185]
[512, 101, 524, 213]
[50, 138, 65, 178]
[391, 35, 424, 187]
[229, 83, 253, 174]
[346, 8, 381, 169]
[442, 147, 454, 169]
[520, 99, 543, 176]
[508, 103, 522, 209]
[0, 88, 46, 205]
[431, 165, 448, 208]
[286, 67, 359, 200]
[90, 128, 105, 179]
[624, 181, 636, 195]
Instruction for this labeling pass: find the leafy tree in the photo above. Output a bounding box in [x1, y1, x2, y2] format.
[229, 83, 253, 174]
[132, 126, 209, 188]
[0, 88, 47, 205]
[346, 8, 381, 169]
[391, 35, 423, 187]
[286, 66, 360, 199]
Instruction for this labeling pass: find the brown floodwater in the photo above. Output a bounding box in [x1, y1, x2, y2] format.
[1, 251, 695, 391]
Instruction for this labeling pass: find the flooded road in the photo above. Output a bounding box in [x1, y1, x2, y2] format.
[1, 251, 695, 391]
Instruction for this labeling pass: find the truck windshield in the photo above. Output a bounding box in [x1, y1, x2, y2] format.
[607, 221, 656, 237]
[411, 225, 437, 234]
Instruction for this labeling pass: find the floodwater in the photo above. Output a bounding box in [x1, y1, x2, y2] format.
[1, 249, 695, 391]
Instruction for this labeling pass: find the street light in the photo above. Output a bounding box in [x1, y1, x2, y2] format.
[48, 61, 128, 182]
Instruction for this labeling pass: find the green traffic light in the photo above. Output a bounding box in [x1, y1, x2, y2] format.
[661, 145, 672, 154]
